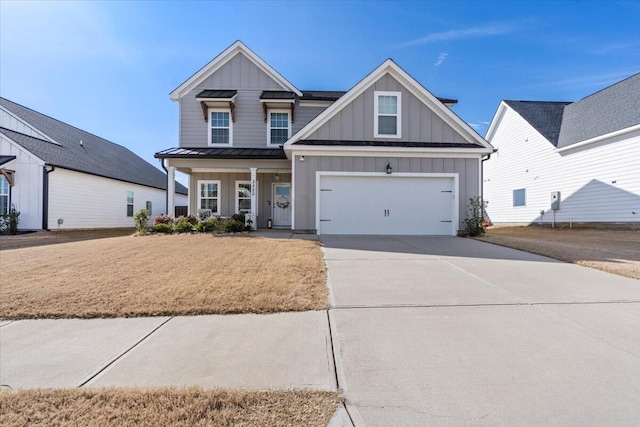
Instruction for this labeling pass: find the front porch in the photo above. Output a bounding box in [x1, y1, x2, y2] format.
[156, 148, 292, 230]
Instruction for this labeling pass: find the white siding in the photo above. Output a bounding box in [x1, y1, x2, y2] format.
[48, 168, 176, 229]
[0, 107, 54, 142]
[484, 107, 640, 224]
[0, 134, 44, 229]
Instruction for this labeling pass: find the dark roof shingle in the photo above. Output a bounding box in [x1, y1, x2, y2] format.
[0, 98, 187, 194]
[504, 101, 570, 146]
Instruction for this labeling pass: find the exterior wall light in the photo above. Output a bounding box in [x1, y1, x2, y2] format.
[386, 163, 392, 174]
[299, 155, 305, 162]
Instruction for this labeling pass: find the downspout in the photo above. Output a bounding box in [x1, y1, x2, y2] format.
[159, 158, 168, 215]
[42, 165, 55, 230]
[480, 150, 497, 223]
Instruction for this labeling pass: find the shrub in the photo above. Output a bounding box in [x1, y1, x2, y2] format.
[196, 217, 221, 233]
[174, 221, 194, 234]
[153, 214, 173, 225]
[464, 196, 488, 237]
[223, 219, 246, 233]
[5, 206, 20, 235]
[231, 213, 245, 223]
[175, 215, 199, 226]
[133, 208, 150, 234]
[150, 223, 173, 234]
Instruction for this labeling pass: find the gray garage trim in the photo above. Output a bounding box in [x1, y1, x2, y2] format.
[293, 155, 479, 232]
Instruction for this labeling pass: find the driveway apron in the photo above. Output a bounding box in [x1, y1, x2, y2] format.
[322, 235, 640, 426]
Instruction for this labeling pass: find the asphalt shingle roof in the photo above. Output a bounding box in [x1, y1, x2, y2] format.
[504, 101, 571, 146]
[0, 98, 187, 194]
[0, 155, 16, 166]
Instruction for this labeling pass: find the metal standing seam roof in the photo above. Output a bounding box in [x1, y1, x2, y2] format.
[0, 155, 16, 166]
[0, 98, 187, 194]
[260, 91, 296, 100]
[195, 90, 237, 99]
[155, 147, 288, 159]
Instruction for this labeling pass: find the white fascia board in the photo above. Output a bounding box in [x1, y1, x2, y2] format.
[285, 59, 494, 151]
[298, 100, 334, 108]
[170, 41, 302, 101]
[0, 106, 60, 145]
[484, 101, 508, 142]
[289, 146, 487, 158]
[555, 123, 640, 153]
[259, 99, 295, 104]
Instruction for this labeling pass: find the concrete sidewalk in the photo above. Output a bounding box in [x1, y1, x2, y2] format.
[0, 311, 337, 391]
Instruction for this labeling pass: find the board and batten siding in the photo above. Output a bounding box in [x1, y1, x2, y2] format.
[179, 51, 328, 149]
[1, 108, 52, 142]
[293, 155, 480, 231]
[306, 74, 468, 144]
[47, 168, 178, 229]
[189, 171, 291, 229]
[484, 107, 640, 224]
[0, 134, 45, 229]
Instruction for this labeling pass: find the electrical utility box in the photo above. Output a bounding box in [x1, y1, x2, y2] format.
[551, 191, 561, 210]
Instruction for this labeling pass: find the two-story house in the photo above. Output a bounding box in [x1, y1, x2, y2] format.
[156, 41, 494, 235]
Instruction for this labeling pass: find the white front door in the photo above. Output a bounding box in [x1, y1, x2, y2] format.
[272, 183, 291, 228]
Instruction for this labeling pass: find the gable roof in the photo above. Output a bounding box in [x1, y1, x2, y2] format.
[285, 59, 493, 152]
[557, 72, 640, 148]
[170, 41, 302, 101]
[503, 101, 570, 146]
[0, 98, 187, 194]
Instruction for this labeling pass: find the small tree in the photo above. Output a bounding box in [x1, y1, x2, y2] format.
[464, 196, 488, 237]
[7, 205, 20, 235]
[133, 208, 150, 235]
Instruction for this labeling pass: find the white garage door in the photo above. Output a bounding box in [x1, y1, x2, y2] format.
[318, 174, 456, 235]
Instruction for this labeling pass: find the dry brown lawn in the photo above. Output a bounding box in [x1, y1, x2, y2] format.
[0, 388, 341, 427]
[0, 228, 134, 251]
[0, 234, 327, 319]
[476, 226, 640, 280]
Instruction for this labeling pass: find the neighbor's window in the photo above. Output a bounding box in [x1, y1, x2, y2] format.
[126, 191, 134, 217]
[235, 181, 254, 214]
[374, 91, 401, 138]
[0, 175, 9, 215]
[198, 180, 220, 215]
[513, 188, 526, 207]
[146, 201, 152, 215]
[209, 110, 232, 145]
[268, 111, 290, 145]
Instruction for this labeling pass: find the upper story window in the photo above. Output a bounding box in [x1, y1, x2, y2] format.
[268, 110, 291, 146]
[209, 109, 233, 146]
[374, 91, 402, 138]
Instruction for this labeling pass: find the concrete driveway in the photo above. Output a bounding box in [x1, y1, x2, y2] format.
[322, 235, 640, 426]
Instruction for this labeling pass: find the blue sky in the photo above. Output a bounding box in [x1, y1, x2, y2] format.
[1, 1, 639, 184]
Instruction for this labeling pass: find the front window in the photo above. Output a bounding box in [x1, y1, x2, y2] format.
[236, 181, 254, 214]
[268, 111, 290, 145]
[209, 110, 232, 145]
[513, 188, 526, 207]
[198, 180, 220, 215]
[0, 176, 9, 215]
[374, 91, 401, 138]
[126, 191, 134, 217]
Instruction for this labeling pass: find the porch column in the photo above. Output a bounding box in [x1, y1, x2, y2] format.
[167, 165, 175, 217]
[250, 167, 257, 230]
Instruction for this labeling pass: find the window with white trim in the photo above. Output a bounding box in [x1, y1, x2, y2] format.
[267, 110, 291, 146]
[208, 109, 232, 145]
[198, 180, 221, 215]
[513, 188, 526, 207]
[374, 91, 401, 138]
[235, 181, 255, 215]
[0, 176, 9, 215]
[126, 191, 134, 217]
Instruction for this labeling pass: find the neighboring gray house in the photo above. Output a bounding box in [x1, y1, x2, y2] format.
[484, 73, 640, 225]
[0, 98, 188, 230]
[157, 41, 493, 235]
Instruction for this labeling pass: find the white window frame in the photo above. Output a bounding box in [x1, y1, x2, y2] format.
[267, 109, 291, 146]
[235, 180, 258, 215]
[197, 180, 221, 215]
[207, 108, 233, 146]
[374, 91, 402, 139]
[0, 175, 9, 215]
[513, 188, 526, 207]
[126, 191, 134, 217]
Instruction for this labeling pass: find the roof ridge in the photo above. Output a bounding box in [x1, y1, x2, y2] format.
[574, 72, 640, 103]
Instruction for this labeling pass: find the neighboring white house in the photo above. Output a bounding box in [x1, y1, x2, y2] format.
[484, 73, 640, 226]
[0, 98, 188, 230]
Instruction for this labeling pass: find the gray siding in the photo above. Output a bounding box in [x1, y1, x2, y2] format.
[293, 155, 479, 231]
[307, 74, 468, 144]
[179, 52, 329, 148]
[190, 171, 291, 229]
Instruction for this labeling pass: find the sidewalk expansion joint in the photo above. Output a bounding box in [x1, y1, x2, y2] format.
[77, 316, 174, 388]
[326, 309, 358, 426]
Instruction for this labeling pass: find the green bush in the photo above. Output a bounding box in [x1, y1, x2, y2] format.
[223, 219, 246, 233]
[231, 213, 245, 223]
[196, 217, 221, 233]
[464, 196, 488, 237]
[150, 223, 173, 234]
[175, 215, 199, 226]
[174, 221, 194, 234]
[7, 206, 20, 235]
[133, 208, 150, 234]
